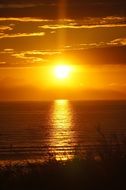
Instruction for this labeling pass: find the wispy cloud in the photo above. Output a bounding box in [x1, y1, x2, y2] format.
[12, 50, 61, 64]
[110, 38, 126, 46]
[39, 16, 126, 29]
[39, 23, 126, 29]
[0, 32, 45, 39]
[3, 49, 14, 53]
[0, 26, 13, 31]
[0, 49, 61, 66]
[0, 45, 126, 68]
[0, 61, 6, 65]
[0, 16, 126, 25]
[0, 17, 51, 22]
[0, 3, 45, 9]
[12, 50, 61, 58]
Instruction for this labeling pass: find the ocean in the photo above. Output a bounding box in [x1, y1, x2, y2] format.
[0, 100, 126, 161]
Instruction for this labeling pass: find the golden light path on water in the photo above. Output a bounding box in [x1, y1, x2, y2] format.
[50, 100, 75, 160]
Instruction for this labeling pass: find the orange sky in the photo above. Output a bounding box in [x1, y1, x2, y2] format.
[0, 1, 126, 100]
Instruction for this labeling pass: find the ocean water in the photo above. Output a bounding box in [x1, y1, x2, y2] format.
[0, 100, 126, 161]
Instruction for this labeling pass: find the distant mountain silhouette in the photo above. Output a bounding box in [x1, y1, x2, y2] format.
[0, 85, 125, 101]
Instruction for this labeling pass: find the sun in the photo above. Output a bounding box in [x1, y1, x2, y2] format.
[54, 64, 72, 79]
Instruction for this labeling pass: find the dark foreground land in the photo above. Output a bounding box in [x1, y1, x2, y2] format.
[0, 152, 126, 190]
[0, 158, 126, 190]
[1, 132, 126, 190]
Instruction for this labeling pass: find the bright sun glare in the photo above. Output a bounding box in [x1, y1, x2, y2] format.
[54, 64, 72, 79]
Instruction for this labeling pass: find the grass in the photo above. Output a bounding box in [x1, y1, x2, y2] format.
[0, 156, 126, 190]
[0, 129, 126, 190]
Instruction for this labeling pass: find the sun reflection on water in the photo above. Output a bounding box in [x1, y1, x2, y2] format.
[50, 99, 74, 160]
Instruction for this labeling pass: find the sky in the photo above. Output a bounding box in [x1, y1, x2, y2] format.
[0, 0, 126, 100]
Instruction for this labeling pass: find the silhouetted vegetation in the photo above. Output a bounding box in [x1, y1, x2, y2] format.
[0, 130, 126, 190]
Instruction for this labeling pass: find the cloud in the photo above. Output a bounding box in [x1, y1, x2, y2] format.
[11, 50, 61, 64]
[0, 17, 50, 22]
[0, 61, 6, 65]
[110, 38, 126, 46]
[0, 26, 13, 31]
[0, 1, 125, 18]
[2, 16, 125, 25]
[63, 46, 126, 65]
[0, 14, 125, 68]
[39, 24, 126, 29]
[12, 50, 61, 58]
[0, 49, 62, 67]
[3, 49, 14, 53]
[0, 32, 45, 39]
[63, 38, 126, 51]
[39, 16, 126, 29]
[12, 52, 47, 64]
[0, 3, 42, 9]
[0, 16, 126, 31]
[0, 46, 126, 68]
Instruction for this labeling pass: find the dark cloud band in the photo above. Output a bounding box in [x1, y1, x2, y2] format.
[0, 0, 126, 18]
